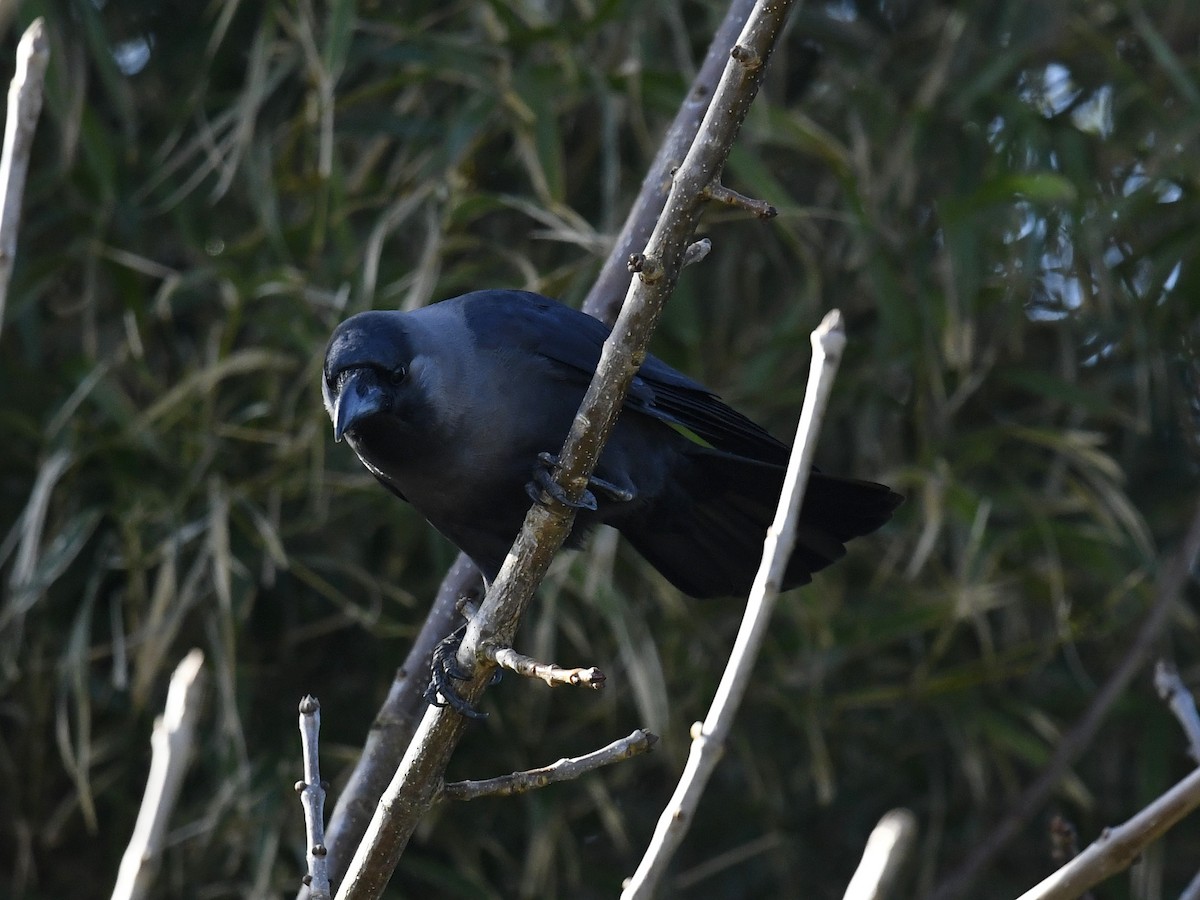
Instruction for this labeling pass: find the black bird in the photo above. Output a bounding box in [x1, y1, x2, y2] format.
[323, 290, 900, 599]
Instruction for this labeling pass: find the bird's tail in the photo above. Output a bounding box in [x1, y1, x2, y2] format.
[616, 449, 901, 599]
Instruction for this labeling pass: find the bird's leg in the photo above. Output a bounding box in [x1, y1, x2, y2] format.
[526, 452, 596, 510]
[526, 451, 636, 510]
[424, 622, 499, 720]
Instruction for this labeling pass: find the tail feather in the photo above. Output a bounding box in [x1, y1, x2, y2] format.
[617, 449, 901, 598]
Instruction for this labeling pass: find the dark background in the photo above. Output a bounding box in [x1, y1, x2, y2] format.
[2, 0, 1199, 897]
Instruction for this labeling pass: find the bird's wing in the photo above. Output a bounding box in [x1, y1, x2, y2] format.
[463, 290, 790, 463]
[631, 357, 790, 463]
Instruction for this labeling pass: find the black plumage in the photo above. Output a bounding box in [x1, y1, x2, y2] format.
[323, 290, 900, 598]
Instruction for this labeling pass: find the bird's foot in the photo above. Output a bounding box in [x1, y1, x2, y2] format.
[424, 623, 497, 720]
[525, 451, 635, 510]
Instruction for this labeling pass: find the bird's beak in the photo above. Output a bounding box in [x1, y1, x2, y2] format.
[332, 369, 386, 442]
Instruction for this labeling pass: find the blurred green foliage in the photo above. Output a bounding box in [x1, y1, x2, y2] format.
[1, 0, 1198, 897]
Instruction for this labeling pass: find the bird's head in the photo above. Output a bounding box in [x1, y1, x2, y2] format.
[322, 311, 420, 442]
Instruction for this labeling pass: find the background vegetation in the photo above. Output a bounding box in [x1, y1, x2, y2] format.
[2, 0, 1198, 897]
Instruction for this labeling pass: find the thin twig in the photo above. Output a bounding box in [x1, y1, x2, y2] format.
[296, 696, 331, 900]
[315, 555, 480, 894]
[111, 650, 206, 900]
[0, 17, 49, 338]
[2, 448, 70, 678]
[842, 809, 918, 900]
[672, 834, 784, 892]
[1014, 766, 1200, 900]
[333, 4, 797, 896]
[930, 497, 1200, 900]
[621, 309, 846, 899]
[486, 644, 607, 689]
[702, 180, 777, 218]
[1152, 662, 1200, 900]
[1154, 660, 1200, 763]
[440, 729, 657, 802]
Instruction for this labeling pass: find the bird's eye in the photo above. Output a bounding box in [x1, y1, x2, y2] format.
[388, 365, 407, 385]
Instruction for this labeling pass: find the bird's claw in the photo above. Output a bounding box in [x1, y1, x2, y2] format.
[526, 451, 635, 510]
[424, 624, 488, 720]
[527, 453, 598, 510]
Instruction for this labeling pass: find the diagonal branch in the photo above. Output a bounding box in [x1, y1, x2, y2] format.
[1154, 660, 1200, 763]
[333, 2, 799, 896]
[842, 809, 918, 900]
[930, 496, 1200, 900]
[312, 3, 757, 888]
[455, 0, 797, 671]
[1013, 765, 1200, 900]
[439, 729, 657, 802]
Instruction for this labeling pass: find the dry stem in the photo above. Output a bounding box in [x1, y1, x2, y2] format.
[111, 650, 206, 900]
[0, 17, 49, 337]
[842, 809, 918, 900]
[440, 729, 657, 802]
[620, 309, 845, 899]
[296, 696, 331, 900]
[486, 644, 607, 689]
[931, 496, 1200, 900]
[1014, 766, 1200, 900]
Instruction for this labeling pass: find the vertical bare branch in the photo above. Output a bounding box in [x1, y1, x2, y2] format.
[112, 650, 207, 900]
[843, 809, 918, 900]
[0, 17, 49, 337]
[621, 310, 846, 899]
[316, 556, 480, 892]
[296, 696, 332, 900]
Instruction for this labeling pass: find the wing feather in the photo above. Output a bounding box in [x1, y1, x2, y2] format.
[459, 289, 789, 463]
